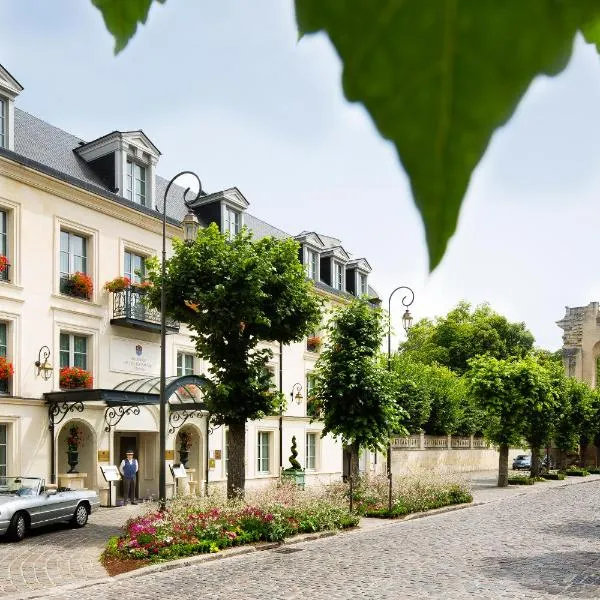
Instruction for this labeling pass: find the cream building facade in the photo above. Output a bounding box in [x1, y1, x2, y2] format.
[0, 63, 380, 503]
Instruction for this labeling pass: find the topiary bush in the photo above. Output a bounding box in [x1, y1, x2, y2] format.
[508, 475, 535, 485]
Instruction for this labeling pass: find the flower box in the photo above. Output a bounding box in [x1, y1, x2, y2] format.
[0, 356, 14, 381]
[306, 335, 321, 352]
[60, 366, 93, 389]
[61, 272, 93, 300]
[103, 276, 131, 293]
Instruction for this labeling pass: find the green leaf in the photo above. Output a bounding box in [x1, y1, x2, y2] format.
[295, 0, 600, 269]
[91, 0, 164, 53]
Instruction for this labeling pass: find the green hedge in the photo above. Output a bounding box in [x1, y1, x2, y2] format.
[508, 475, 535, 485]
[541, 472, 565, 481]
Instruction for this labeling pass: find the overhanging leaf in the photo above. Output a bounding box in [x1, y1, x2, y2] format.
[91, 0, 165, 54]
[295, 1, 600, 270]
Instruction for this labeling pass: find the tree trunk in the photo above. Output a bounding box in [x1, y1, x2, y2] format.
[227, 420, 246, 499]
[579, 438, 589, 468]
[347, 442, 360, 482]
[497, 443, 509, 487]
[531, 446, 540, 477]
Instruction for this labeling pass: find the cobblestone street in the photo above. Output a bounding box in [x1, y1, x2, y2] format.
[6, 477, 599, 600]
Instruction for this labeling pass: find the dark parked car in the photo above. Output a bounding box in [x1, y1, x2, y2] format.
[512, 455, 531, 470]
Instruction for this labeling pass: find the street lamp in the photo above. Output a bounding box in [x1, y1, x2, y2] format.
[386, 285, 415, 511]
[159, 171, 202, 511]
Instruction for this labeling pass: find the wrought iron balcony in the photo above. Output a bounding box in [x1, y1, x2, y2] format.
[110, 288, 179, 334]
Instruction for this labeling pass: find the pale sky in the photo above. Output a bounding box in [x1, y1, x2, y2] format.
[2, 1, 600, 351]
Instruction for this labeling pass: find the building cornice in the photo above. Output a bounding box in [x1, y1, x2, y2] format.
[0, 154, 182, 238]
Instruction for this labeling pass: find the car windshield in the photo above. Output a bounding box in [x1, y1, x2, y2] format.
[0, 477, 42, 496]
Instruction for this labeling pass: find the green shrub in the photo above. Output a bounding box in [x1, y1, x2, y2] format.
[563, 467, 589, 476]
[586, 467, 600, 474]
[541, 472, 565, 480]
[508, 475, 535, 485]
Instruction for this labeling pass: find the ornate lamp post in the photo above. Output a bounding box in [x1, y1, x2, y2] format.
[159, 171, 201, 511]
[386, 285, 415, 511]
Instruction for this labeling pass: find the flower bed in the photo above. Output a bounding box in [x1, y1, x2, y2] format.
[337, 473, 472, 518]
[103, 483, 358, 570]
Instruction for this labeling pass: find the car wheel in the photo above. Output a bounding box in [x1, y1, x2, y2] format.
[7, 512, 27, 542]
[72, 503, 88, 528]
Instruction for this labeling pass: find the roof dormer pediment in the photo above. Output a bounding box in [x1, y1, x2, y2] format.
[321, 245, 350, 262]
[294, 231, 325, 249]
[346, 258, 372, 273]
[75, 130, 160, 163]
[0, 64, 23, 98]
[190, 187, 249, 211]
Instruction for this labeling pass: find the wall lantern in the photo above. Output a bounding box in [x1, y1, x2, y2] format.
[35, 345, 53, 380]
[290, 382, 303, 405]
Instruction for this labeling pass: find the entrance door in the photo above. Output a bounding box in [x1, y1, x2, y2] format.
[117, 434, 139, 500]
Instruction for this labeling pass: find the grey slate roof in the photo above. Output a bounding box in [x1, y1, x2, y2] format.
[5, 108, 376, 300]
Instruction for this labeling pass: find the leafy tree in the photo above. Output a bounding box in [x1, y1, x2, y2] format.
[313, 299, 407, 480]
[512, 356, 561, 477]
[400, 301, 534, 374]
[554, 377, 594, 468]
[146, 224, 321, 498]
[91, 1, 600, 268]
[467, 356, 530, 487]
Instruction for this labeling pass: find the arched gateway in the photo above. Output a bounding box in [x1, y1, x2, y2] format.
[44, 375, 210, 497]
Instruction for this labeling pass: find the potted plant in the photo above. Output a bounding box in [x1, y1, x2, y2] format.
[103, 276, 130, 293]
[306, 335, 322, 352]
[281, 436, 305, 490]
[62, 271, 93, 300]
[131, 280, 153, 293]
[178, 430, 193, 468]
[0, 356, 14, 381]
[59, 366, 93, 390]
[66, 424, 83, 473]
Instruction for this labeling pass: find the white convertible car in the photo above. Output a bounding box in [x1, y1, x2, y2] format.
[0, 476, 100, 541]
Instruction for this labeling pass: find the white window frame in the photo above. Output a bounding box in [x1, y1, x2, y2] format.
[124, 249, 146, 284]
[0, 322, 8, 394]
[0, 197, 19, 286]
[306, 432, 318, 471]
[333, 261, 344, 290]
[55, 218, 98, 302]
[224, 429, 229, 476]
[0, 423, 7, 477]
[306, 249, 319, 281]
[177, 352, 194, 376]
[59, 332, 89, 370]
[257, 431, 271, 474]
[125, 159, 147, 206]
[358, 273, 368, 296]
[0, 97, 5, 149]
[225, 206, 241, 236]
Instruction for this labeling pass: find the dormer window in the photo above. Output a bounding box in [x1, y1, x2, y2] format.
[307, 249, 319, 281]
[359, 273, 368, 296]
[0, 63, 24, 152]
[225, 206, 241, 236]
[333, 261, 344, 290]
[126, 159, 147, 206]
